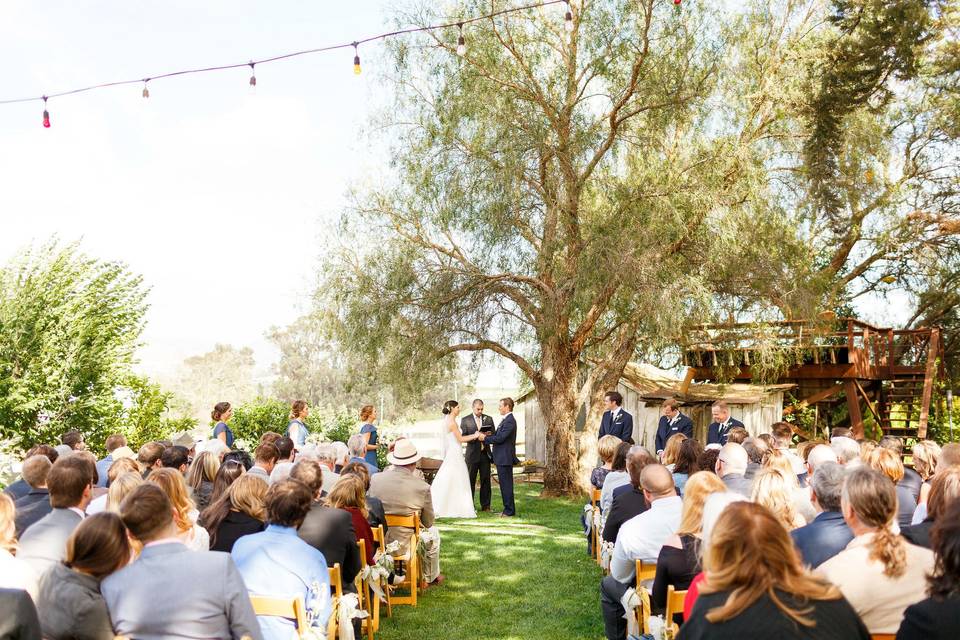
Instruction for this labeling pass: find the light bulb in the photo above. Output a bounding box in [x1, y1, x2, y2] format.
[457, 24, 466, 56]
[248, 63, 257, 94]
[42, 97, 50, 128]
[564, 10, 574, 32]
[353, 43, 361, 75]
[142, 81, 150, 98]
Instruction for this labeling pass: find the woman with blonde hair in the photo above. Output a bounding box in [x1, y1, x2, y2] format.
[106, 472, 144, 513]
[864, 446, 916, 527]
[592, 435, 622, 489]
[911, 439, 941, 507]
[86, 457, 140, 515]
[200, 474, 267, 552]
[662, 433, 687, 469]
[147, 467, 210, 551]
[652, 471, 726, 616]
[819, 466, 934, 633]
[0, 493, 38, 599]
[328, 474, 376, 566]
[358, 404, 379, 468]
[186, 450, 220, 510]
[751, 468, 805, 530]
[681, 501, 868, 639]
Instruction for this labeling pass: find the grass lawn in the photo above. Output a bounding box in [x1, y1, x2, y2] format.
[375, 481, 603, 640]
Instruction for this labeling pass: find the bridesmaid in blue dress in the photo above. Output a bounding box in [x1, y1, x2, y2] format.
[286, 400, 309, 449]
[212, 402, 234, 448]
[359, 404, 379, 469]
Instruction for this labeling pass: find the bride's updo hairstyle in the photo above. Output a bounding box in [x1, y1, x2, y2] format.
[441, 400, 459, 415]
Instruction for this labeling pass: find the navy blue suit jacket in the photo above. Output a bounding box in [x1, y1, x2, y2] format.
[706, 418, 745, 446]
[655, 413, 694, 453]
[790, 510, 854, 568]
[598, 409, 634, 443]
[486, 413, 519, 467]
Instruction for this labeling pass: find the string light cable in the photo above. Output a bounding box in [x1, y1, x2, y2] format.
[0, 0, 577, 116]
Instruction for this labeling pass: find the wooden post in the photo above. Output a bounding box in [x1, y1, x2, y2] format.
[679, 368, 695, 396]
[918, 328, 940, 439]
[845, 379, 865, 438]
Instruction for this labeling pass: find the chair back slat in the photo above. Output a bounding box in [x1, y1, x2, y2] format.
[329, 563, 343, 599]
[250, 595, 308, 635]
[591, 488, 602, 506]
[385, 513, 421, 535]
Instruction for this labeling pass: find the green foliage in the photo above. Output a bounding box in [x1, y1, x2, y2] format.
[223, 397, 364, 448]
[0, 242, 149, 453]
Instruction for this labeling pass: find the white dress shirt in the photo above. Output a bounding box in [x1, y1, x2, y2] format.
[610, 495, 683, 583]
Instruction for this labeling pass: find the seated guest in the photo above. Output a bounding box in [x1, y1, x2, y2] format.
[592, 435, 622, 490]
[160, 445, 190, 474]
[201, 474, 267, 553]
[672, 438, 702, 495]
[764, 449, 816, 524]
[602, 447, 656, 544]
[0, 588, 42, 640]
[911, 439, 941, 515]
[276, 436, 296, 463]
[328, 475, 376, 567]
[233, 480, 332, 637]
[348, 434, 379, 475]
[341, 462, 388, 534]
[599, 442, 632, 513]
[332, 441, 350, 473]
[901, 465, 960, 549]
[4, 445, 58, 501]
[791, 462, 853, 568]
[681, 501, 869, 640]
[741, 437, 765, 480]
[652, 471, 726, 616]
[831, 436, 861, 466]
[136, 441, 165, 478]
[661, 433, 687, 471]
[600, 464, 683, 640]
[185, 451, 220, 510]
[715, 443, 752, 497]
[314, 444, 342, 493]
[102, 484, 261, 639]
[86, 458, 139, 515]
[864, 446, 916, 528]
[0, 494, 37, 600]
[369, 439, 442, 585]
[19, 456, 93, 576]
[270, 461, 295, 484]
[222, 450, 253, 471]
[880, 435, 923, 504]
[247, 443, 279, 483]
[770, 422, 805, 477]
[36, 512, 129, 640]
[259, 431, 283, 446]
[897, 499, 960, 639]
[725, 426, 748, 445]
[208, 459, 245, 505]
[147, 467, 210, 551]
[291, 460, 361, 590]
[819, 467, 934, 634]
[696, 448, 720, 477]
[105, 471, 143, 514]
[13, 455, 53, 536]
[751, 468, 806, 530]
[95, 435, 127, 488]
[61, 430, 85, 452]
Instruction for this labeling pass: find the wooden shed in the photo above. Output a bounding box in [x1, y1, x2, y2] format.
[520, 363, 793, 462]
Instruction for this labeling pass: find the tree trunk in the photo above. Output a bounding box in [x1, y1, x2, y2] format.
[538, 350, 582, 497]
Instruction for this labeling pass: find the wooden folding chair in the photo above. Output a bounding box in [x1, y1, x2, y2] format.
[634, 560, 657, 634]
[384, 514, 422, 606]
[870, 635, 896, 640]
[371, 525, 392, 619]
[665, 585, 687, 635]
[590, 488, 602, 563]
[249, 595, 308, 638]
[356, 538, 376, 639]
[326, 563, 342, 639]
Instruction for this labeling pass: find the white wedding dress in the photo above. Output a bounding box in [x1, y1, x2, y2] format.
[431, 420, 477, 519]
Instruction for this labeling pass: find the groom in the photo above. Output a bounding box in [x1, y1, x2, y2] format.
[460, 398, 495, 512]
[480, 397, 519, 517]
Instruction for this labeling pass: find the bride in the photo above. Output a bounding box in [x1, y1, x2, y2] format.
[432, 400, 482, 519]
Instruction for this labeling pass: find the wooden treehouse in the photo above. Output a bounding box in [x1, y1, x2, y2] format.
[682, 319, 944, 441]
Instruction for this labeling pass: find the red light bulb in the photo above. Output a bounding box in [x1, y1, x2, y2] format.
[674, 0, 681, 4]
[42, 110, 50, 128]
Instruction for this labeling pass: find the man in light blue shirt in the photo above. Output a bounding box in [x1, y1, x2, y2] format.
[233, 479, 332, 638]
[95, 434, 127, 487]
[601, 464, 683, 640]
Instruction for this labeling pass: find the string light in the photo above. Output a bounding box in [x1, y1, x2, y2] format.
[142, 79, 150, 98]
[564, 1, 574, 32]
[42, 96, 50, 128]
[248, 62, 257, 93]
[352, 43, 361, 75]
[674, 0, 682, 10]
[457, 23, 467, 56]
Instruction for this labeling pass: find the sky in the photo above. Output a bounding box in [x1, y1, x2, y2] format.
[0, 0, 404, 379]
[0, 0, 909, 390]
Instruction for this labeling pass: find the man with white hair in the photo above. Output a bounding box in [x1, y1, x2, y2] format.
[831, 436, 861, 466]
[347, 434, 379, 475]
[314, 445, 340, 495]
[715, 443, 752, 497]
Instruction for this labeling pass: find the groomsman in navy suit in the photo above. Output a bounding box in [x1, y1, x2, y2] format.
[706, 400, 745, 446]
[597, 391, 634, 443]
[655, 398, 693, 456]
[482, 397, 519, 517]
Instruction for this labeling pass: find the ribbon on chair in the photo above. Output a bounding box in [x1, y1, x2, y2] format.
[599, 540, 615, 571]
[621, 586, 643, 638]
[336, 592, 369, 640]
[583, 503, 595, 535]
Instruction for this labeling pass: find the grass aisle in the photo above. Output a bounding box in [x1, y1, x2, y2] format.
[375, 481, 603, 640]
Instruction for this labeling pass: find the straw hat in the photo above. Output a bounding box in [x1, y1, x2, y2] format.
[386, 439, 422, 466]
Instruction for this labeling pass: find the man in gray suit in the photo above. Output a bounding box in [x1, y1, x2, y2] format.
[102, 484, 262, 640]
[18, 455, 93, 576]
[715, 443, 753, 498]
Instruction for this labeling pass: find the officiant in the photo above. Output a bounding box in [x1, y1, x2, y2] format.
[461, 398, 495, 512]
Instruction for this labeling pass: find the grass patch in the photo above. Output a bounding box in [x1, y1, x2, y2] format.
[375, 481, 603, 640]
